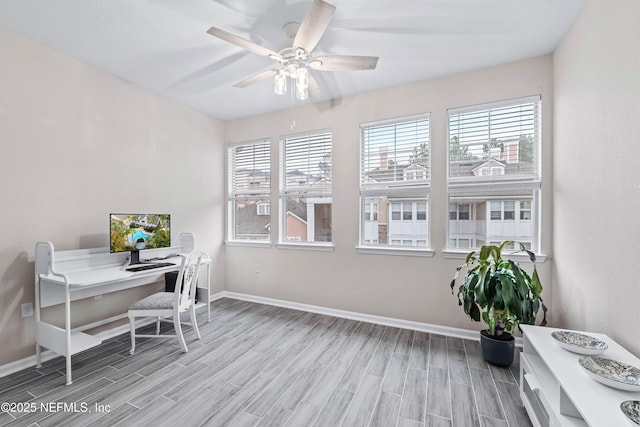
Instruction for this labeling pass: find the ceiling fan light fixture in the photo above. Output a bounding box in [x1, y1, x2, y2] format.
[295, 67, 309, 90]
[295, 83, 309, 101]
[274, 71, 287, 95]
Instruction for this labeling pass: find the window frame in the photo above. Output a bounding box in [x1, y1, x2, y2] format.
[226, 138, 272, 245]
[277, 129, 334, 250]
[357, 113, 433, 257]
[445, 96, 542, 256]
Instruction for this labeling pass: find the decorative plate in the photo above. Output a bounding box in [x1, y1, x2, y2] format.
[621, 401, 640, 425]
[551, 330, 608, 355]
[578, 356, 640, 391]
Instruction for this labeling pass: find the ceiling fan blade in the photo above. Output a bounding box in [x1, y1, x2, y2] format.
[207, 27, 282, 61]
[309, 55, 378, 71]
[293, 0, 336, 54]
[233, 69, 279, 88]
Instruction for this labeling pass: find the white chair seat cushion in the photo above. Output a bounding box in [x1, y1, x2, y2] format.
[129, 292, 174, 310]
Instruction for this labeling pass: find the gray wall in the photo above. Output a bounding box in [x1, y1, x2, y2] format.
[224, 56, 554, 332]
[553, 0, 640, 355]
[0, 28, 226, 366]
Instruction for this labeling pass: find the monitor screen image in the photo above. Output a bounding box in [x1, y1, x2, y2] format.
[110, 214, 171, 254]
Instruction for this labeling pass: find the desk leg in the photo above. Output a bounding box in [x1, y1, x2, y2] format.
[206, 264, 211, 322]
[64, 285, 72, 385]
[35, 277, 42, 368]
[35, 345, 42, 368]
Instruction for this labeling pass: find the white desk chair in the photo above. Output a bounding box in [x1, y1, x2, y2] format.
[128, 251, 203, 354]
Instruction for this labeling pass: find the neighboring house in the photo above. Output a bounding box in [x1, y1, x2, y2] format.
[362, 138, 534, 248]
[231, 167, 271, 240]
[449, 140, 534, 249]
[363, 160, 429, 246]
[286, 211, 307, 241]
[283, 172, 332, 242]
[234, 199, 271, 240]
[234, 169, 332, 242]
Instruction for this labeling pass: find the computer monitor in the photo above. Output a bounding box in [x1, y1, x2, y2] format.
[109, 214, 171, 264]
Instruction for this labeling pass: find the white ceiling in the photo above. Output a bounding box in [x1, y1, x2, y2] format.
[0, 0, 586, 121]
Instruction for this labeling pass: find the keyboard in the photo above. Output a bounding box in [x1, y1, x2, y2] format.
[126, 262, 175, 272]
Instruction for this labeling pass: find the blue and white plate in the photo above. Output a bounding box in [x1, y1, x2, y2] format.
[551, 330, 608, 355]
[579, 356, 640, 391]
[621, 400, 640, 425]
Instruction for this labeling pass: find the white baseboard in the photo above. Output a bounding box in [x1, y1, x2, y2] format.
[209, 291, 227, 302]
[221, 291, 523, 346]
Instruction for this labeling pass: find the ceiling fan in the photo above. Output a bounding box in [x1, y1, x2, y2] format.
[206, 0, 378, 100]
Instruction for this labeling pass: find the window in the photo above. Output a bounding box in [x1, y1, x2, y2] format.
[490, 202, 502, 220]
[257, 203, 270, 216]
[365, 202, 378, 221]
[402, 202, 412, 220]
[280, 131, 332, 244]
[448, 96, 541, 252]
[391, 202, 401, 220]
[227, 139, 271, 241]
[520, 201, 532, 220]
[449, 203, 469, 221]
[417, 202, 427, 221]
[503, 201, 515, 220]
[360, 115, 430, 249]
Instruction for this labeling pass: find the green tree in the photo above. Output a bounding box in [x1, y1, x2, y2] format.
[519, 135, 534, 163]
[110, 220, 129, 252]
[409, 142, 429, 166]
[318, 153, 332, 181]
[148, 228, 170, 249]
[449, 136, 476, 161]
[482, 138, 503, 160]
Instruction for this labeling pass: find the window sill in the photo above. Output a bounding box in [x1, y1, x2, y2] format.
[225, 240, 272, 248]
[442, 249, 548, 263]
[276, 243, 335, 252]
[356, 246, 435, 257]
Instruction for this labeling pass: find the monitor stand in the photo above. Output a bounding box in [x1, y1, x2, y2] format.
[129, 249, 141, 265]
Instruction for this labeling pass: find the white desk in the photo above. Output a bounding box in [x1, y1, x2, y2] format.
[34, 233, 210, 385]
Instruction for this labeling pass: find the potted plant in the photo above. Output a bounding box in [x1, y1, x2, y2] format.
[450, 241, 547, 366]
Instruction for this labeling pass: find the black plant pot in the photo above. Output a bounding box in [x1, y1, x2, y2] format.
[480, 330, 515, 367]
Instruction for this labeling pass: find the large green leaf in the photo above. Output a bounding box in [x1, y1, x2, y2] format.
[499, 241, 513, 253]
[531, 268, 542, 297]
[509, 261, 530, 297]
[469, 300, 481, 322]
[465, 251, 476, 264]
[497, 273, 515, 307]
[479, 245, 492, 262]
[474, 264, 489, 307]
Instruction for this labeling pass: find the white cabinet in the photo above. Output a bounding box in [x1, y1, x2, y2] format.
[520, 325, 640, 426]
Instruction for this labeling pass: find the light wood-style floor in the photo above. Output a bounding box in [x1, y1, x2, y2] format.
[0, 298, 532, 427]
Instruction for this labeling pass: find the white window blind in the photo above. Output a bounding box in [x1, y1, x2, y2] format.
[227, 139, 271, 241]
[447, 96, 542, 252]
[281, 131, 332, 195]
[280, 131, 332, 244]
[360, 115, 431, 248]
[361, 116, 430, 190]
[449, 96, 540, 181]
[229, 140, 271, 195]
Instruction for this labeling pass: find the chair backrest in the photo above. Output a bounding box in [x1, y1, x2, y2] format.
[173, 250, 203, 311]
